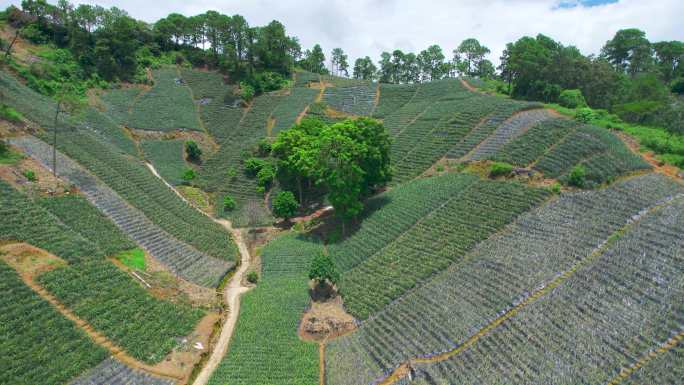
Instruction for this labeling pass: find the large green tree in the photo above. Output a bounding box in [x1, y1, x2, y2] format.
[601, 29, 654, 77]
[353, 56, 377, 81]
[454, 38, 491, 76]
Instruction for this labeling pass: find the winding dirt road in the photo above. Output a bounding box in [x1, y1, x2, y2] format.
[192, 221, 251, 385]
[145, 163, 253, 385]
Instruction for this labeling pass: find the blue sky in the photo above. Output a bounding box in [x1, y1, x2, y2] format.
[1, 0, 682, 67]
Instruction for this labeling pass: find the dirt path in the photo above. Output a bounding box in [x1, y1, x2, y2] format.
[376, 194, 680, 385]
[145, 162, 253, 385]
[192, 221, 251, 385]
[606, 330, 684, 385]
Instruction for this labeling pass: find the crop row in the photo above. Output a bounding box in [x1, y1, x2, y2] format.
[11, 137, 234, 286]
[270, 87, 319, 134]
[69, 358, 174, 385]
[180, 68, 243, 142]
[338, 175, 551, 320]
[620, 343, 684, 385]
[38, 194, 137, 257]
[328, 173, 480, 271]
[2, 180, 206, 366]
[492, 118, 577, 166]
[325, 173, 684, 385]
[0, 70, 136, 156]
[412, 193, 684, 384]
[465, 109, 554, 161]
[40, 259, 204, 364]
[141, 139, 188, 186]
[322, 83, 376, 116]
[128, 67, 202, 132]
[100, 86, 142, 127]
[294, 70, 320, 87]
[0, 179, 102, 263]
[0, 261, 108, 385]
[207, 233, 322, 385]
[372, 83, 419, 119]
[534, 124, 650, 185]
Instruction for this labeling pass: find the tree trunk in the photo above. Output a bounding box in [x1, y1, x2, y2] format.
[4, 30, 19, 59]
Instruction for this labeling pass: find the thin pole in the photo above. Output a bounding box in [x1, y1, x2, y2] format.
[53, 102, 60, 177]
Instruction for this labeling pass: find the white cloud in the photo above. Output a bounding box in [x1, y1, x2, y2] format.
[1, 0, 682, 66]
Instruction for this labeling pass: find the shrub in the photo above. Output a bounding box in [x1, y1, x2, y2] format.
[223, 195, 237, 211]
[575, 108, 596, 123]
[246, 271, 259, 284]
[272, 191, 299, 220]
[0, 140, 7, 156]
[181, 168, 196, 185]
[568, 165, 586, 188]
[549, 182, 561, 194]
[185, 141, 202, 162]
[257, 164, 276, 189]
[309, 252, 339, 288]
[23, 170, 37, 182]
[489, 162, 513, 178]
[255, 139, 272, 157]
[239, 82, 255, 102]
[672, 78, 684, 94]
[245, 158, 268, 177]
[0, 104, 23, 123]
[558, 89, 587, 109]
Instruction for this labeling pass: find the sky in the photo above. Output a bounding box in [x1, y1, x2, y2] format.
[2, 0, 682, 67]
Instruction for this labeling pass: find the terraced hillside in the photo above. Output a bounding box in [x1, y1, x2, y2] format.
[0, 179, 204, 380]
[326, 173, 684, 385]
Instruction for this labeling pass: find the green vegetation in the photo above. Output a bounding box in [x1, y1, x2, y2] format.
[246, 271, 259, 284]
[0, 103, 23, 123]
[489, 161, 513, 177]
[334, 174, 550, 319]
[273, 117, 391, 220]
[223, 195, 236, 211]
[208, 233, 321, 385]
[308, 252, 339, 289]
[558, 89, 587, 108]
[272, 191, 299, 220]
[22, 169, 36, 181]
[568, 165, 587, 187]
[114, 248, 146, 270]
[128, 68, 201, 132]
[1, 180, 203, 365]
[38, 194, 136, 256]
[185, 140, 202, 162]
[0, 261, 108, 385]
[141, 140, 190, 186]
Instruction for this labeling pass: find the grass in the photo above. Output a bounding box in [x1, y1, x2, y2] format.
[114, 248, 146, 270]
[1, 103, 23, 123]
[177, 185, 212, 212]
[0, 148, 24, 165]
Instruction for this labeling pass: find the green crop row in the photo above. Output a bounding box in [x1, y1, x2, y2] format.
[100, 87, 142, 127]
[208, 232, 321, 385]
[38, 194, 136, 257]
[141, 139, 188, 186]
[0, 262, 108, 385]
[128, 67, 202, 132]
[338, 175, 550, 320]
[39, 260, 204, 364]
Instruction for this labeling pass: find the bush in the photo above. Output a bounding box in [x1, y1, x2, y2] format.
[672, 78, 684, 94]
[257, 164, 276, 189]
[309, 252, 339, 288]
[255, 139, 272, 157]
[575, 108, 596, 123]
[0, 140, 7, 156]
[246, 271, 259, 284]
[0, 104, 23, 123]
[245, 158, 268, 177]
[185, 141, 202, 163]
[489, 162, 513, 178]
[272, 191, 299, 220]
[23, 170, 37, 182]
[613, 100, 665, 125]
[549, 182, 561, 194]
[223, 195, 237, 211]
[181, 168, 196, 185]
[239, 82, 255, 102]
[558, 89, 587, 109]
[567, 165, 586, 188]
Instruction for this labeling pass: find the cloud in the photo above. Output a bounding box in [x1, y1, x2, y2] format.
[1, 0, 682, 67]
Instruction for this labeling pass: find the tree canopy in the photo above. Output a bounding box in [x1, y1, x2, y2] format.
[272, 117, 391, 220]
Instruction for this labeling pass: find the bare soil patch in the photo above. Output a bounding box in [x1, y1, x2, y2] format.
[299, 289, 357, 342]
[0, 152, 74, 196]
[0, 243, 66, 279]
[131, 128, 217, 154]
